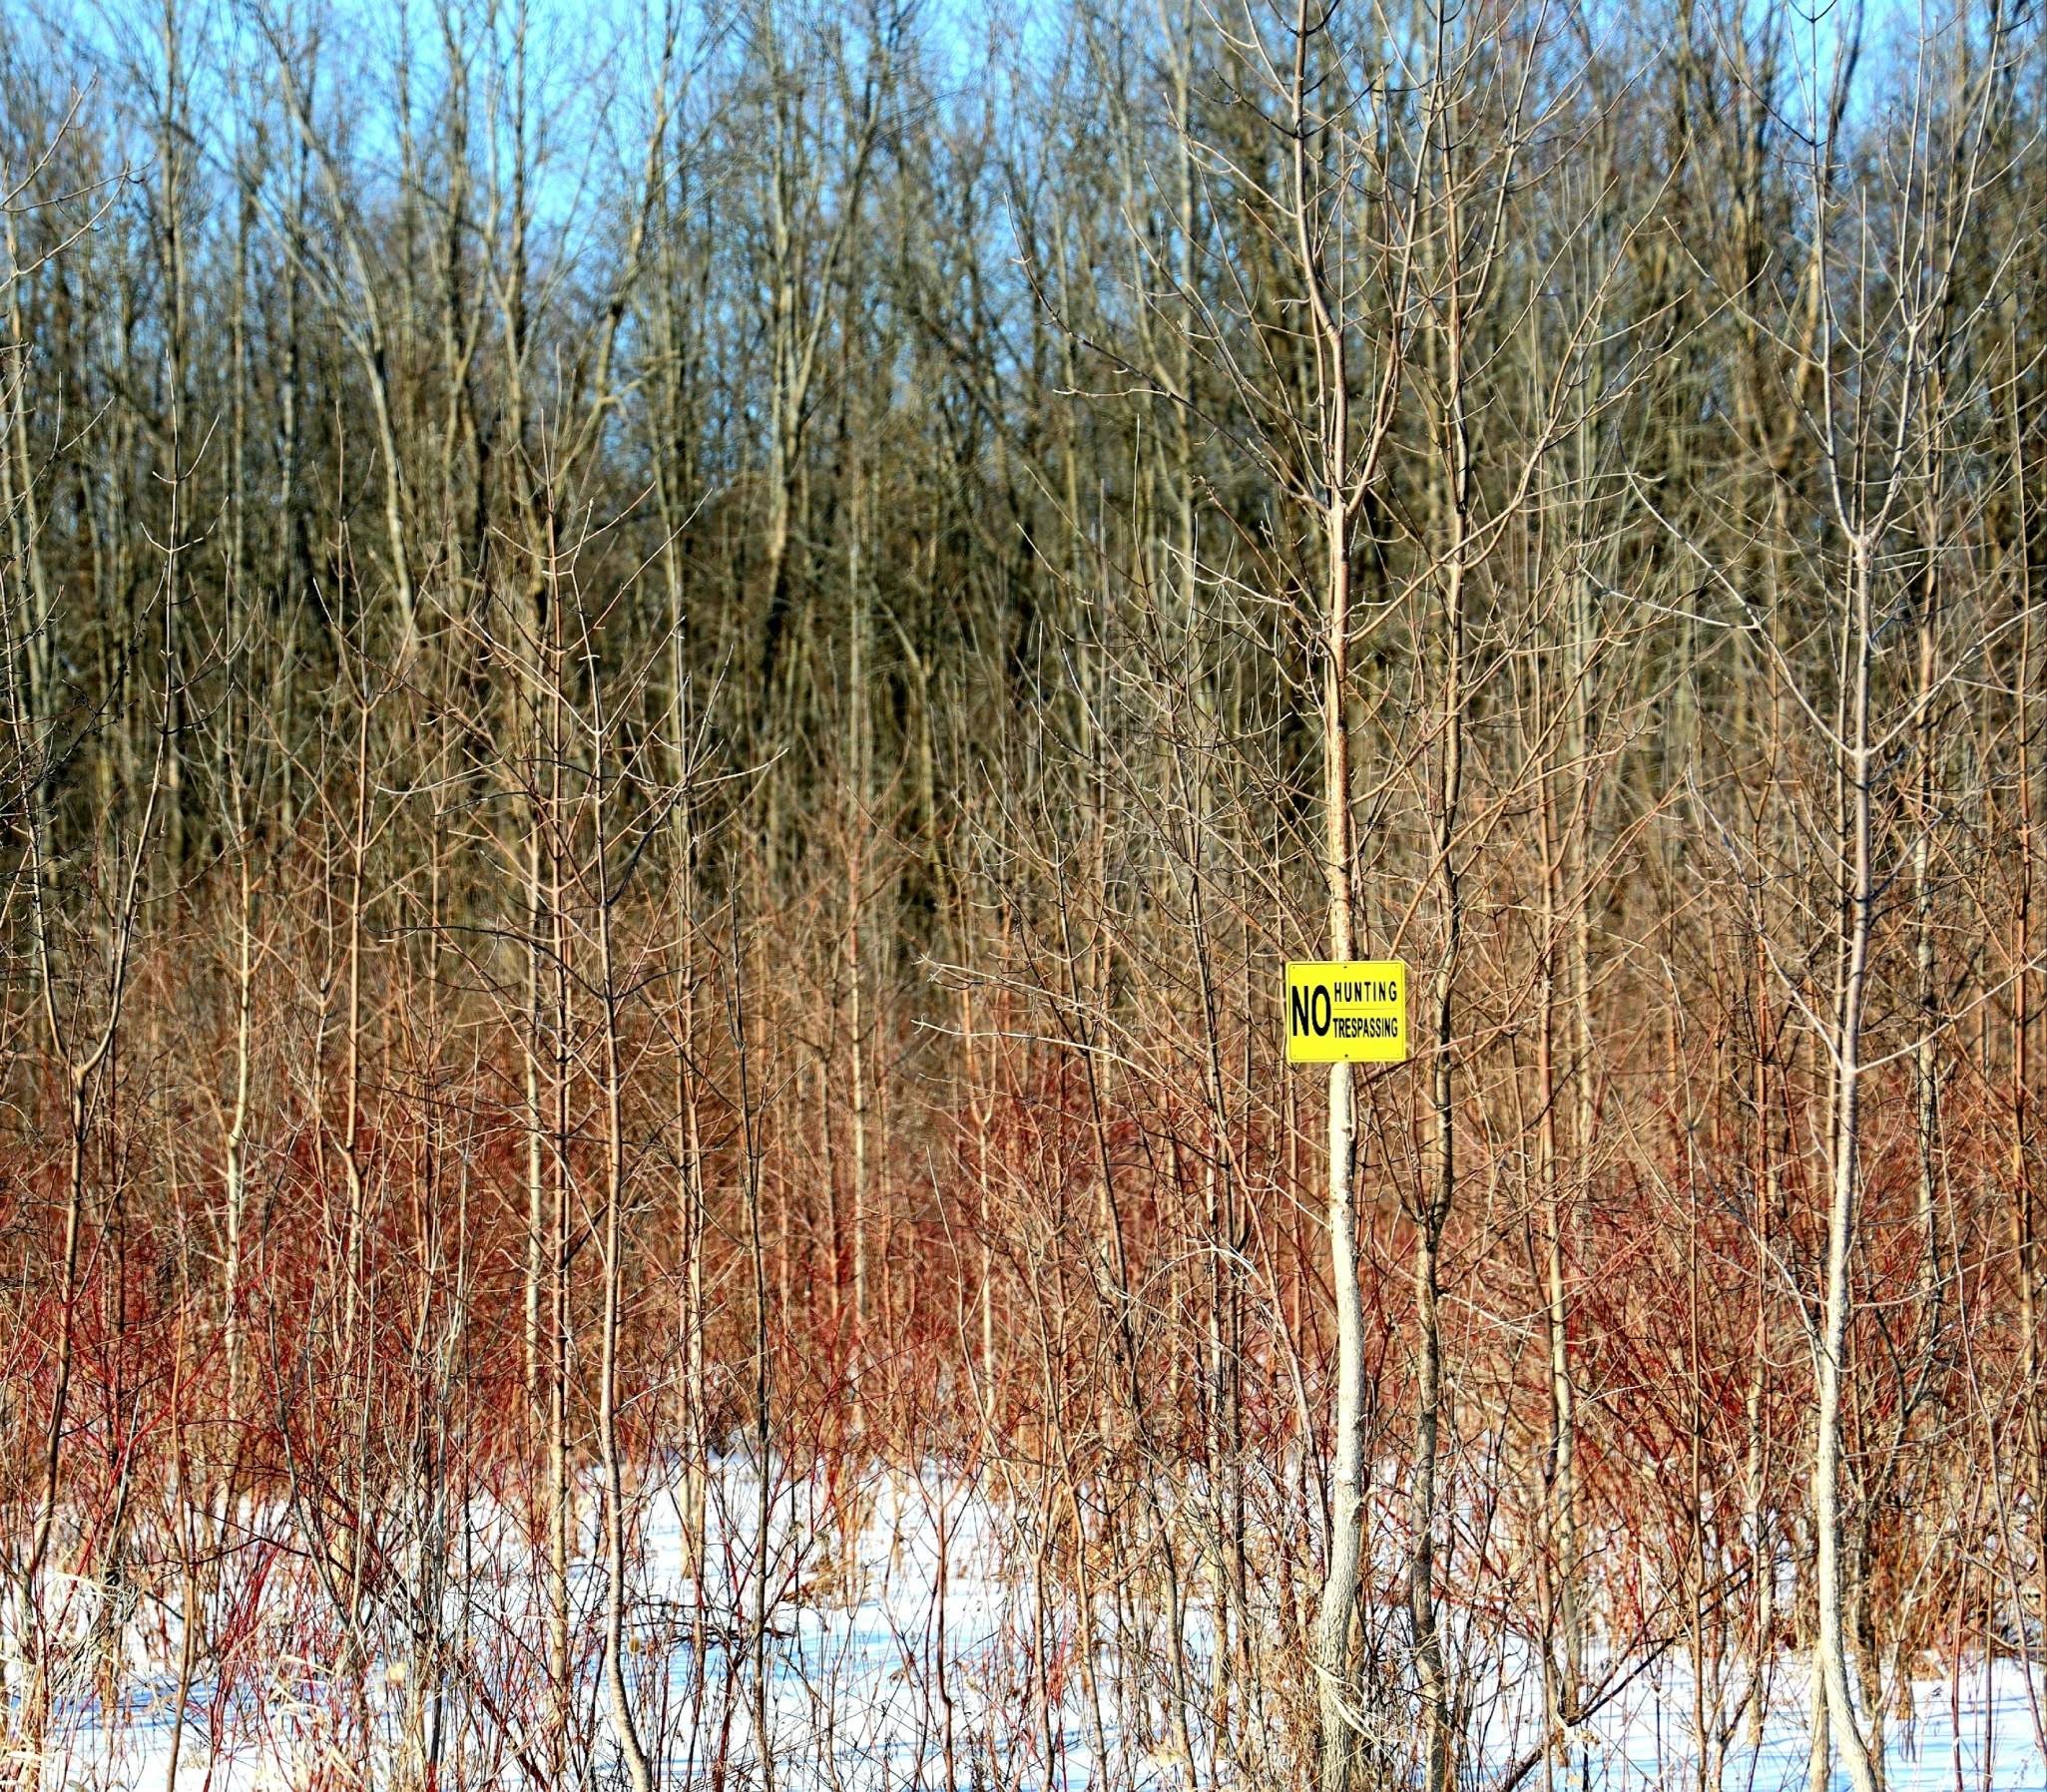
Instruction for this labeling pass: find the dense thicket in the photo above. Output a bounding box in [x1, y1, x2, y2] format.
[2, 0, 2044, 1788]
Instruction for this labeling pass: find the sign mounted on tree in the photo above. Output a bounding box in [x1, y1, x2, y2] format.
[1285, 961, 1408, 1064]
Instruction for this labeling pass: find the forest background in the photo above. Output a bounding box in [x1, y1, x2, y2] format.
[1, 0, 2043, 1787]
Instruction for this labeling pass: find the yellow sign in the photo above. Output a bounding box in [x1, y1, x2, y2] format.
[1285, 961, 1408, 1064]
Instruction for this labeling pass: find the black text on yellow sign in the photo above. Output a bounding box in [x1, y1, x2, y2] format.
[1285, 961, 1408, 1064]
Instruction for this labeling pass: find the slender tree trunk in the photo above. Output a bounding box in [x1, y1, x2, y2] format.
[1309, 415, 1365, 1792]
[1812, 537, 1880, 1792]
[594, 728, 655, 1792]
[1537, 700, 1577, 1768]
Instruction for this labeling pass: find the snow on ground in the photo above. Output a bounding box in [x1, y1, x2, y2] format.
[1483, 1653, 2047, 1792]
[18, 1459, 2046, 1790]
